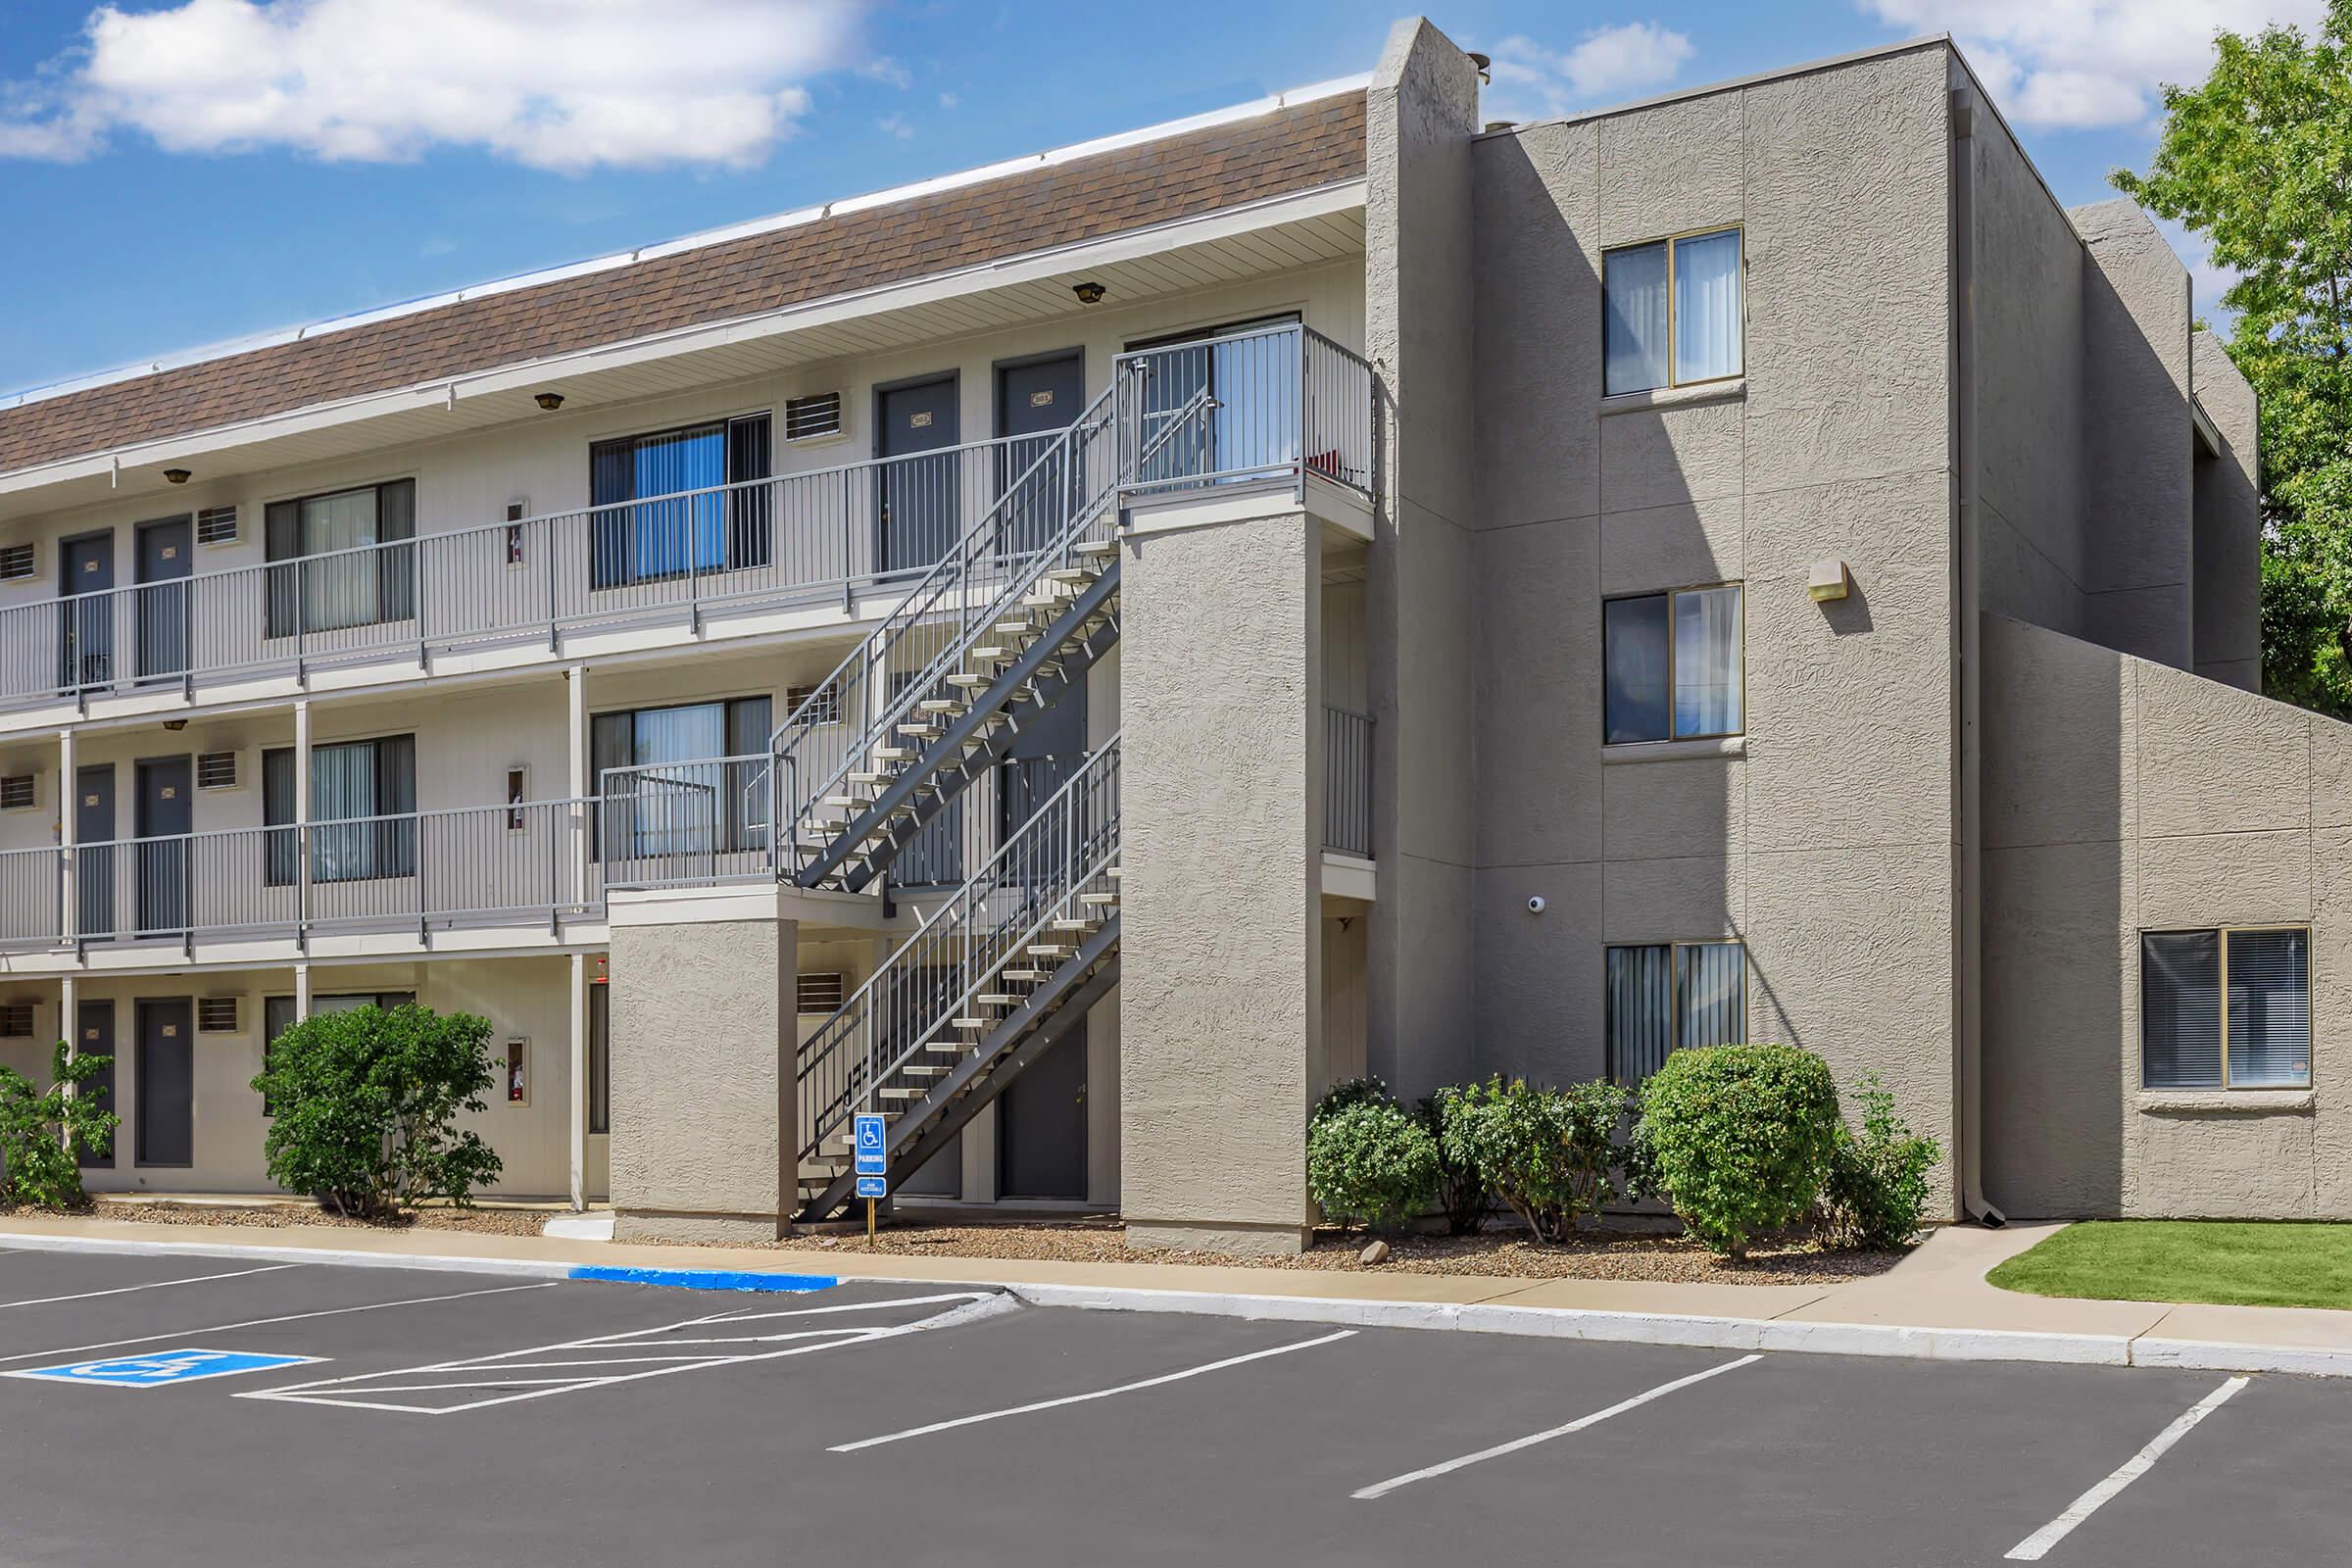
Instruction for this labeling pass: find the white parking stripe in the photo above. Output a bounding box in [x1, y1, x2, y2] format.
[2004, 1375, 2250, 1561]
[829, 1329, 1358, 1453]
[1351, 1353, 1763, 1500]
[0, 1263, 301, 1310]
[0, 1280, 556, 1367]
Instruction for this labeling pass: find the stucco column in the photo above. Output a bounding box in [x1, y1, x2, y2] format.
[293, 959, 312, 1021]
[606, 891, 798, 1242]
[1119, 504, 1321, 1255]
[567, 951, 589, 1212]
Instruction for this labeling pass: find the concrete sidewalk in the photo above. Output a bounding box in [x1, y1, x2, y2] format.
[6, 1212, 2352, 1376]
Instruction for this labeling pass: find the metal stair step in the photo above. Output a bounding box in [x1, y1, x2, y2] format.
[1079, 893, 1118, 906]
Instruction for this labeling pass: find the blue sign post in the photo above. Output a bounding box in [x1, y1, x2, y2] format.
[853, 1111, 888, 1246]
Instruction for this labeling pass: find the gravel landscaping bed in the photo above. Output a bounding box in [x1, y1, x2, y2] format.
[0, 1200, 555, 1238]
[787, 1218, 1909, 1285]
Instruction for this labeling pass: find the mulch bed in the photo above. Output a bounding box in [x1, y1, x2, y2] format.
[0, 1200, 553, 1238]
[785, 1218, 1910, 1286]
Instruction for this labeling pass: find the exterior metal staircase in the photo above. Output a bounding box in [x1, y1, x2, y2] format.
[795, 734, 1120, 1218]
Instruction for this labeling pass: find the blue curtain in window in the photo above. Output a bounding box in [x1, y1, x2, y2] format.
[590, 425, 727, 588]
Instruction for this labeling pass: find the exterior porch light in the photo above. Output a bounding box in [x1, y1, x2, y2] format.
[1807, 559, 1851, 604]
[162, 467, 191, 484]
[534, 391, 565, 412]
[1466, 51, 1492, 84]
[1071, 280, 1106, 306]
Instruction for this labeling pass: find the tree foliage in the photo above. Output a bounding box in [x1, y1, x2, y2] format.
[1433, 1076, 1631, 1243]
[0, 1045, 118, 1209]
[2115, 5, 2352, 713]
[251, 1003, 502, 1219]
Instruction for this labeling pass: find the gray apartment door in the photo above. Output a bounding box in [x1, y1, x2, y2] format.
[136, 998, 194, 1167]
[1000, 671, 1088, 846]
[75, 762, 115, 942]
[999, 1029, 1086, 1200]
[134, 515, 192, 682]
[135, 756, 191, 936]
[995, 351, 1083, 556]
[886, 671, 962, 889]
[875, 375, 959, 574]
[58, 531, 113, 691]
[76, 1000, 115, 1169]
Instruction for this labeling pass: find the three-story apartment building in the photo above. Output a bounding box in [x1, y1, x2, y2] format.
[0, 18, 2330, 1249]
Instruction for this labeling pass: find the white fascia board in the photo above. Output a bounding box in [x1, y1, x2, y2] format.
[0, 177, 1367, 505]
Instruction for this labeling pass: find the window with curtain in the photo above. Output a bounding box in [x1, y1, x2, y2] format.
[264, 479, 416, 638]
[1604, 584, 1743, 744]
[589, 414, 771, 590]
[1606, 940, 1746, 1082]
[1603, 228, 1744, 396]
[2142, 927, 2309, 1090]
[590, 695, 772, 858]
[262, 735, 416, 886]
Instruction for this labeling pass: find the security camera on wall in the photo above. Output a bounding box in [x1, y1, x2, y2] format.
[1527, 895, 1546, 914]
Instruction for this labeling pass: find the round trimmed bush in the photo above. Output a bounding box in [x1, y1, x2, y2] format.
[1306, 1099, 1440, 1232]
[1639, 1044, 1840, 1260]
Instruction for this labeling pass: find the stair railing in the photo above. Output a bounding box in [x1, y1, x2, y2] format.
[796, 730, 1120, 1171]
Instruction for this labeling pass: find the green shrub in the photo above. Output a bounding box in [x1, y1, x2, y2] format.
[0, 1045, 118, 1209]
[1435, 1076, 1631, 1243]
[1817, 1073, 1940, 1249]
[1306, 1099, 1440, 1231]
[251, 1004, 502, 1219]
[1416, 1094, 1492, 1235]
[1640, 1045, 1841, 1260]
[1312, 1075, 1394, 1124]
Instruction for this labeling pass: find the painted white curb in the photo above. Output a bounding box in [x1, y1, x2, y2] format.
[8, 1230, 2349, 1378]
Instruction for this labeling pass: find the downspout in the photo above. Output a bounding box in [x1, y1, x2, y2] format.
[1950, 83, 2005, 1228]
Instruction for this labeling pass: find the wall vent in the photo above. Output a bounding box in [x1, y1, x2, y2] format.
[196, 505, 239, 545]
[797, 971, 846, 1012]
[783, 392, 843, 441]
[0, 774, 34, 810]
[0, 543, 33, 582]
[197, 996, 240, 1033]
[196, 751, 239, 791]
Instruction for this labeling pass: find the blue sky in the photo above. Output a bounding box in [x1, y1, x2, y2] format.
[0, 0, 2320, 394]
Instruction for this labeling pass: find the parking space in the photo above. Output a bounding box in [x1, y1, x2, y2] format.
[0, 1248, 2345, 1566]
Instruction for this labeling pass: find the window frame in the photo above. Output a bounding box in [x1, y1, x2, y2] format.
[262, 476, 417, 639]
[1604, 938, 1748, 1083]
[261, 731, 417, 887]
[1602, 225, 1746, 398]
[587, 410, 773, 589]
[2139, 924, 2313, 1092]
[1601, 581, 1746, 746]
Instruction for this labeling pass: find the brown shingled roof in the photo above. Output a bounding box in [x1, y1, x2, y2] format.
[0, 92, 1366, 477]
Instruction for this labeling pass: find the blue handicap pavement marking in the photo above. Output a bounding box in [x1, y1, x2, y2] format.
[6, 1348, 324, 1391]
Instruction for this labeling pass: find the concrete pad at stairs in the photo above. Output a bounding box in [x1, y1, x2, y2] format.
[1472, 1276, 1836, 1318]
[1781, 1221, 2173, 1338]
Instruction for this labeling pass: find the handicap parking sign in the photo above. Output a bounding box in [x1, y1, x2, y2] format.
[5, 1348, 322, 1391]
[856, 1175, 887, 1200]
[854, 1111, 887, 1176]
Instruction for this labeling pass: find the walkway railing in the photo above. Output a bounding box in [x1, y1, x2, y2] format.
[1115, 322, 1375, 500]
[0, 427, 1057, 713]
[1323, 704, 1374, 858]
[0, 796, 604, 951]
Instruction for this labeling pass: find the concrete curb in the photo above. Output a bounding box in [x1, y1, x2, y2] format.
[8, 1230, 2350, 1378]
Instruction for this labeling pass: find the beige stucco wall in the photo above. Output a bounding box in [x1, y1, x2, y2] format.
[1118, 505, 1318, 1254]
[609, 909, 794, 1240]
[2191, 328, 2261, 692]
[1466, 42, 1960, 1205]
[1984, 612, 2352, 1217]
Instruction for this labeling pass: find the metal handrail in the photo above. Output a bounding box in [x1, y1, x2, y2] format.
[795, 731, 1120, 1169]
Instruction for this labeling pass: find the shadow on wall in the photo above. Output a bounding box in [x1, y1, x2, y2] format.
[1980, 615, 2130, 1216]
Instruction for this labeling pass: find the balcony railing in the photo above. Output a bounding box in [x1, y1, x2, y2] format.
[1324, 703, 1373, 858]
[0, 797, 604, 953]
[0, 426, 1071, 714]
[1115, 323, 1375, 500]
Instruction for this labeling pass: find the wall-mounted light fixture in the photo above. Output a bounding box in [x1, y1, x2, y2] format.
[1466, 50, 1493, 84]
[162, 467, 191, 485]
[1071, 280, 1106, 306]
[162, 718, 187, 732]
[1807, 559, 1852, 604]
[534, 391, 565, 412]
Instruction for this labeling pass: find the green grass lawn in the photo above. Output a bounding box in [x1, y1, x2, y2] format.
[1987, 1221, 2352, 1311]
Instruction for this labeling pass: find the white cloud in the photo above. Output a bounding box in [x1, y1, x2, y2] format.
[0, 0, 867, 172]
[1486, 22, 1695, 120]
[876, 113, 913, 140]
[1864, 0, 2328, 130]
[938, 90, 958, 110]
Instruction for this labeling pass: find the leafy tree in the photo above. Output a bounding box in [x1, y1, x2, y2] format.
[2114, 5, 2352, 713]
[0, 1045, 118, 1209]
[251, 1003, 502, 1219]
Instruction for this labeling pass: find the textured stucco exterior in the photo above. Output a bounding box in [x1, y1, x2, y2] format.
[608, 912, 796, 1242]
[2192, 328, 2262, 692]
[1363, 18, 1482, 1102]
[1466, 41, 1960, 1205]
[1119, 505, 1321, 1255]
[1983, 614, 2352, 1218]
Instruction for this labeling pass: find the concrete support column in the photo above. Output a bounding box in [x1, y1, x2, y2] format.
[607, 891, 798, 1242]
[567, 951, 588, 1212]
[57, 726, 74, 946]
[1119, 504, 1321, 1255]
[294, 959, 313, 1021]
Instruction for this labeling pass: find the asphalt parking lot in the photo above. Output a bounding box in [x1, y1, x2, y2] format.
[0, 1246, 2346, 1567]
